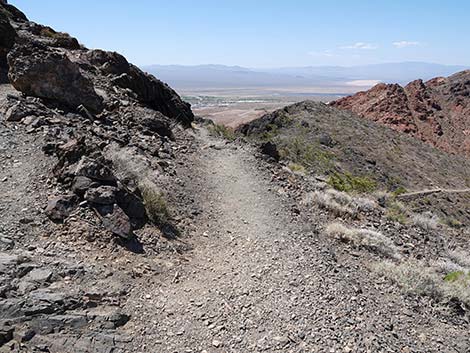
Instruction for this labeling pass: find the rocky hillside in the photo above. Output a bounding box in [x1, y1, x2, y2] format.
[331, 70, 470, 157]
[0, 1, 198, 351]
[237, 101, 470, 225]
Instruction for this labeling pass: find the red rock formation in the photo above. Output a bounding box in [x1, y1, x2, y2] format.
[332, 70, 470, 157]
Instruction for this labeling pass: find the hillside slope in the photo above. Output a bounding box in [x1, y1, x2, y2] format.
[237, 100, 470, 226]
[238, 100, 470, 190]
[331, 70, 470, 157]
[0, 1, 196, 351]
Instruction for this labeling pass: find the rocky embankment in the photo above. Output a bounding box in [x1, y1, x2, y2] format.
[0, 1, 197, 351]
[331, 71, 470, 157]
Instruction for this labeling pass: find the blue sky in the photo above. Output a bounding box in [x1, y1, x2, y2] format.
[10, 0, 470, 68]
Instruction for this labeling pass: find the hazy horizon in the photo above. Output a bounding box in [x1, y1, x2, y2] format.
[10, 0, 470, 68]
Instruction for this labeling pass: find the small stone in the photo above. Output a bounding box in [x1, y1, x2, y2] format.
[212, 340, 222, 348]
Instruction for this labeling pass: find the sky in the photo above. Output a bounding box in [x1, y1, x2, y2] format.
[10, 0, 470, 68]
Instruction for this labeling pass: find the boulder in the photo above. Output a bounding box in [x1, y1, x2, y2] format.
[83, 49, 129, 75]
[260, 141, 280, 161]
[8, 43, 103, 113]
[85, 186, 117, 205]
[97, 204, 133, 239]
[111, 65, 194, 126]
[74, 156, 116, 182]
[0, 323, 13, 346]
[45, 194, 78, 222]
[71, 176, 99, 197]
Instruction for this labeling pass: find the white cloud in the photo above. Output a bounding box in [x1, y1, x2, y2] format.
[393, 41, 420, 48]
[341, 42, 378, 50]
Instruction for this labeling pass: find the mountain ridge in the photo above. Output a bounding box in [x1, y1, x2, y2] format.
[331, 69, 470, 157]
[143, 62, 469, 90]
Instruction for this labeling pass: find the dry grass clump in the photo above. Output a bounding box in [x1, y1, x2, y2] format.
[139, 181, 170, 225]
[288, 163, 306, 174]
[325, 222, 399, 259]
[302, 189, 377, 218]
[412, 212, 439, 231]
[374, 256, 470, 308]
[385, 199, 408, 224]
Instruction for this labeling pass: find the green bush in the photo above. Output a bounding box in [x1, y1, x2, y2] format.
[327, 171, 377, 193]
[279, 136, 334, 171]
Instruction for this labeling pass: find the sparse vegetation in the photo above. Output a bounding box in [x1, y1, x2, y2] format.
[325, 222, 399, 258]
[386, 176, 408, 196]
[302, 188, 377, 218]
[139, 183, 170, 225]
[385, 199, 408, 224]
[327, 171, 377, 193]
[374, 256, 470, 308]
[444, 217, 464, 229]
[278, 136, 334, 171]
[391, 186, 408, 197]
[207, 123, 237, 141]
[412, 212, 439, 231]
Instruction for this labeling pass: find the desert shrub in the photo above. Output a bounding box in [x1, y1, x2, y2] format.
[279, 136, 334, 171]
[325, 222, 399, 258]
[303, 191, 356, 217]
[327, 171, 377, 194]
[288, 163, 306, 174]
[391, 186, 408, 197]
[374, 258, 470, 308]
[303, 189, 377, 218]
[139, 183, 170, 225]
[386, 176, 408, 196]
[412, 212, 439, 231]
[207, 123, 237, 141]
[385, 199, 408, 224]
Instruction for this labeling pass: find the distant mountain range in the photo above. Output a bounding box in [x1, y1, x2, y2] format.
[142, 62, 469, 92]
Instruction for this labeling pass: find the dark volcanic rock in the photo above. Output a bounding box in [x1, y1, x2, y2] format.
[85, 186, 117, 205]
[83, 49, 129, 75]
[45, 195, 78, 222]
[8, 43, 104, 112]
[0, 1, 28, 22]
[111, 65, 194, 126]
[0, 7, 16, 82]
[260, 141, 280, 161]
[71, 176, 99, 197]
[97, 204, 133, 239]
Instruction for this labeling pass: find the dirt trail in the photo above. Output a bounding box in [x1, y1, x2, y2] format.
[123, 127, 469, 353]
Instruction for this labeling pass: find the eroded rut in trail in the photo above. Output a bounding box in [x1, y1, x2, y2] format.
[123, 128, 469, 353]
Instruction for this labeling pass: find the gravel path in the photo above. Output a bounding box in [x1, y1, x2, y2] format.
[123, 127, 470, 353]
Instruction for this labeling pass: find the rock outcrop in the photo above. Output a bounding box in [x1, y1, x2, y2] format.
[0, 2, 196, 350]
[331, 71, 470, 157]
[8, 43, 104, 112]
[0, 8, 16, 82]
